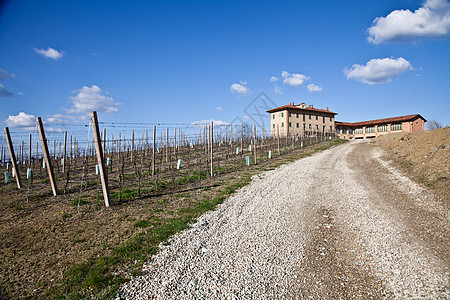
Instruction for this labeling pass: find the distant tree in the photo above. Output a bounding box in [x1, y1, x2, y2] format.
[426, 119, 442, 130]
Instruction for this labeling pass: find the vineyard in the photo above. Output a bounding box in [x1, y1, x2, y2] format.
[1, 112, 336, 209]
[0, 112, 339, 298]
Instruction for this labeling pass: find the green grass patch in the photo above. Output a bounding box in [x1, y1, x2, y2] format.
[134, 220, 151, 228]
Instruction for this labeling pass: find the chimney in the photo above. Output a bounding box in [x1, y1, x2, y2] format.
[326, 107, 329, 111]
[308, 105, 313, 109]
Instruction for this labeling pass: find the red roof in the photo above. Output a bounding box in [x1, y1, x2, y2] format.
[266, 104, 337, 115]
[336, 114, 426, 127]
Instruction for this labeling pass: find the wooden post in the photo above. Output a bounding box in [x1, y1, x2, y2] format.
[36, 117, 58, 196]
[29, 134, 32, 168]
[152, 126, 156, 175]
[131, 130, 134, 162]
[240, 124, 243, 154]
[166, 127, 169, 162]
[90, 111, 111, 207]
[174, 128, 177, 157]
[210, 122, 214, 176]
[62, 131, 67, 173]
[103, 128, 106, 156]
[254, 124, 257, 164]
[4, 127, 22, 189]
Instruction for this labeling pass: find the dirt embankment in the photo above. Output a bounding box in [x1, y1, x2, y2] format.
[372, 127, 449, 202]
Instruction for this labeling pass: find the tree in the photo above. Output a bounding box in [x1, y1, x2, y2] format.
[426, 119, 442, 130]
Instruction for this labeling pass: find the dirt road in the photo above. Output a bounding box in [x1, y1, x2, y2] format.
[118, 140, 449, 299]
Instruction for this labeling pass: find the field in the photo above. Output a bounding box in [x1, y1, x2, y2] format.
[0, 122, 340, 299]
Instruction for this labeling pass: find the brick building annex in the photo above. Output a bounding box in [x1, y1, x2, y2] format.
[266, 102, 426, 139]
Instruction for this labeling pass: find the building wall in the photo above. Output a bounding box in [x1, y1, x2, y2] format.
[336, 117, 426, 140]
[270, 109, 335, 137]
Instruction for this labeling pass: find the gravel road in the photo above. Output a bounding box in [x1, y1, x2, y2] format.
[117, 140, 449, 299]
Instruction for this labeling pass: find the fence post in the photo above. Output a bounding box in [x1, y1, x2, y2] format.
[62, 131, 67, 173]
[29, 134, 32, 168]
[253, 124, 257, 164]
[36, 117, 58, 196]
[210, 122, 214, 176]
[131, 130, 134, 162]
[152, 125, 156, 175]
[90, 111, 111, 208]
[4, 127, 22, 189]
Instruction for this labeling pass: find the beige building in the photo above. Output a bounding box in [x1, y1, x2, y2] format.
[335, 114, 427, 139]
[266, 102, 337, 137]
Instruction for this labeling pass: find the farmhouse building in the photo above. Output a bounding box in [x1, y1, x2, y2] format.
[266, 102, 337, 137]
[335, 114, 427, 139]
[267, 102, 427, 139]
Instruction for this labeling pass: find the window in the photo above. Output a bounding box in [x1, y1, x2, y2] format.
[316, 125, 319, 129]
[296, 113, 299, 118]
[316, 115, 318, 121]
[323, 116, 325, 123]
[378, 124, 388, 132]
[348, 129, 353, 134]
[343, 129, 347, 134]
[391, 123, 403, 131]
[289, 122, 292, 127]
[289, 113, 291, 117]
[330, 126, 333, 132]
[323, 125, 325, 132]
[309, 124, 312, 129]
[330, 117, 332, 122]
[273, 124, 275, 129]
[272, 114, 275, 119]
[281, 112, 284, 117]
[296, 123, 299, 128]
[309, 115, 311, 120]
[303, 124, 306, 131]
[282, 122, 284, 127]
[366, 126, 375, 133]
[355, 128, 363, 134]
[303, 115, 305, 122]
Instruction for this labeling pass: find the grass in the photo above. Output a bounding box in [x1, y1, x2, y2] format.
[49, 139, 347, 299]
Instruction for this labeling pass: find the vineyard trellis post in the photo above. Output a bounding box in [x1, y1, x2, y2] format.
[29, 134, 32, 169]
[210, 122, 214, 176]
[63, 131, 67, 173]
[152, 125, 156, 175]
[4, 127, 22, 189]
[36, 117, 58, 196]
[90, 111, 111, 208]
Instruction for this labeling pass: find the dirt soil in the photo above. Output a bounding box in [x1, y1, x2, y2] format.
[372, 127, 450, 203]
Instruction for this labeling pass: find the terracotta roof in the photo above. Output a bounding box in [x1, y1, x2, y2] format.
[336, 114, 426, 127]
[266, 105, 337, 115]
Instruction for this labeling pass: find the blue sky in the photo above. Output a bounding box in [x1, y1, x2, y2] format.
[1, 0, 449, 138]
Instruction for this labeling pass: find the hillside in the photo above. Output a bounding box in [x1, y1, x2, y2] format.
[372, 127, 449, 203]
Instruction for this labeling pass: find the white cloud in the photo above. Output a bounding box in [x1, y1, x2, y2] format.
[243, 115, 251, 120]
[273, 85, 283, 94]
[0, 84, 13, 97]
[5, 112, 35, 127]
[269, 76, 279, 82]
[216, 106, 223, 111]
[17, 92, 24, 95]
[191, 119, 229, 126]
[230, 80, 250, 95]
[345, 57, 413, 84]
[66, 85, 120, 114]
[282, 70, 309, 87]
[46, 114, 76, 124]
[34, 47, 64, 60]
[367, 0, 450, 44]
[307, 83, 323, 92]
